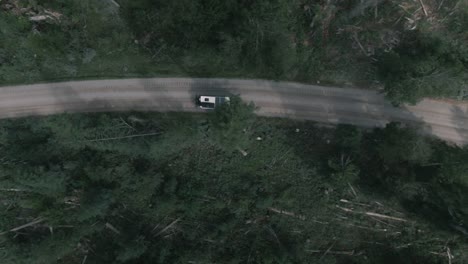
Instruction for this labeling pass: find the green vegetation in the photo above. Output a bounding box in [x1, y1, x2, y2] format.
[1, 1, 467, 262]
[1, 0, 467, 103]
[0, 0, 168, 83]
[377, 30, 468, 104]
[1, 99, 467, 263]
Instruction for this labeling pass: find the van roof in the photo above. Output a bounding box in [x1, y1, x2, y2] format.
[199, 96, 216, 104]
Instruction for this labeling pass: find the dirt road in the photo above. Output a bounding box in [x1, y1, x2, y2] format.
[0, 78, 467, 145]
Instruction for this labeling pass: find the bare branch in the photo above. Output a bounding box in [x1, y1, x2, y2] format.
[437, 0, 445, 11]
[340, 199, 370, 207]
[348, 182, 358, 198]
[418, 0, 428, 16]
[0, 188, 27, 192]
[353, 34, 369, 56]
[0, 217, 47, 235]
[320, 241, 336, 260]
[81, 255, 88, 264]
[336, 205, 408, 222]
[307, 249, 356, 256]
[119, 117, 136, 131]
[82, 132, 161, 142]
[154, 217, 181, 237]
[365, 212, 407, 222]
[447, 247, 454, 264]
[268, 207, 306, 220]
[105, 223, 121, 235]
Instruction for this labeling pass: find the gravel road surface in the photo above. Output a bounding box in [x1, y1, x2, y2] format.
[0, 78, 467, 145]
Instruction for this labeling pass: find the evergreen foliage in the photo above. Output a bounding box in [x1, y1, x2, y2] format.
[2, 0, 466, 102]
[0, 106, 467, 263]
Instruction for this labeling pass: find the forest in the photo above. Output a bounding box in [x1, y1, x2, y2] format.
[0, 98, 467, 263]
[1, 1, 468, 262]
[1, 0, 467, 103]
